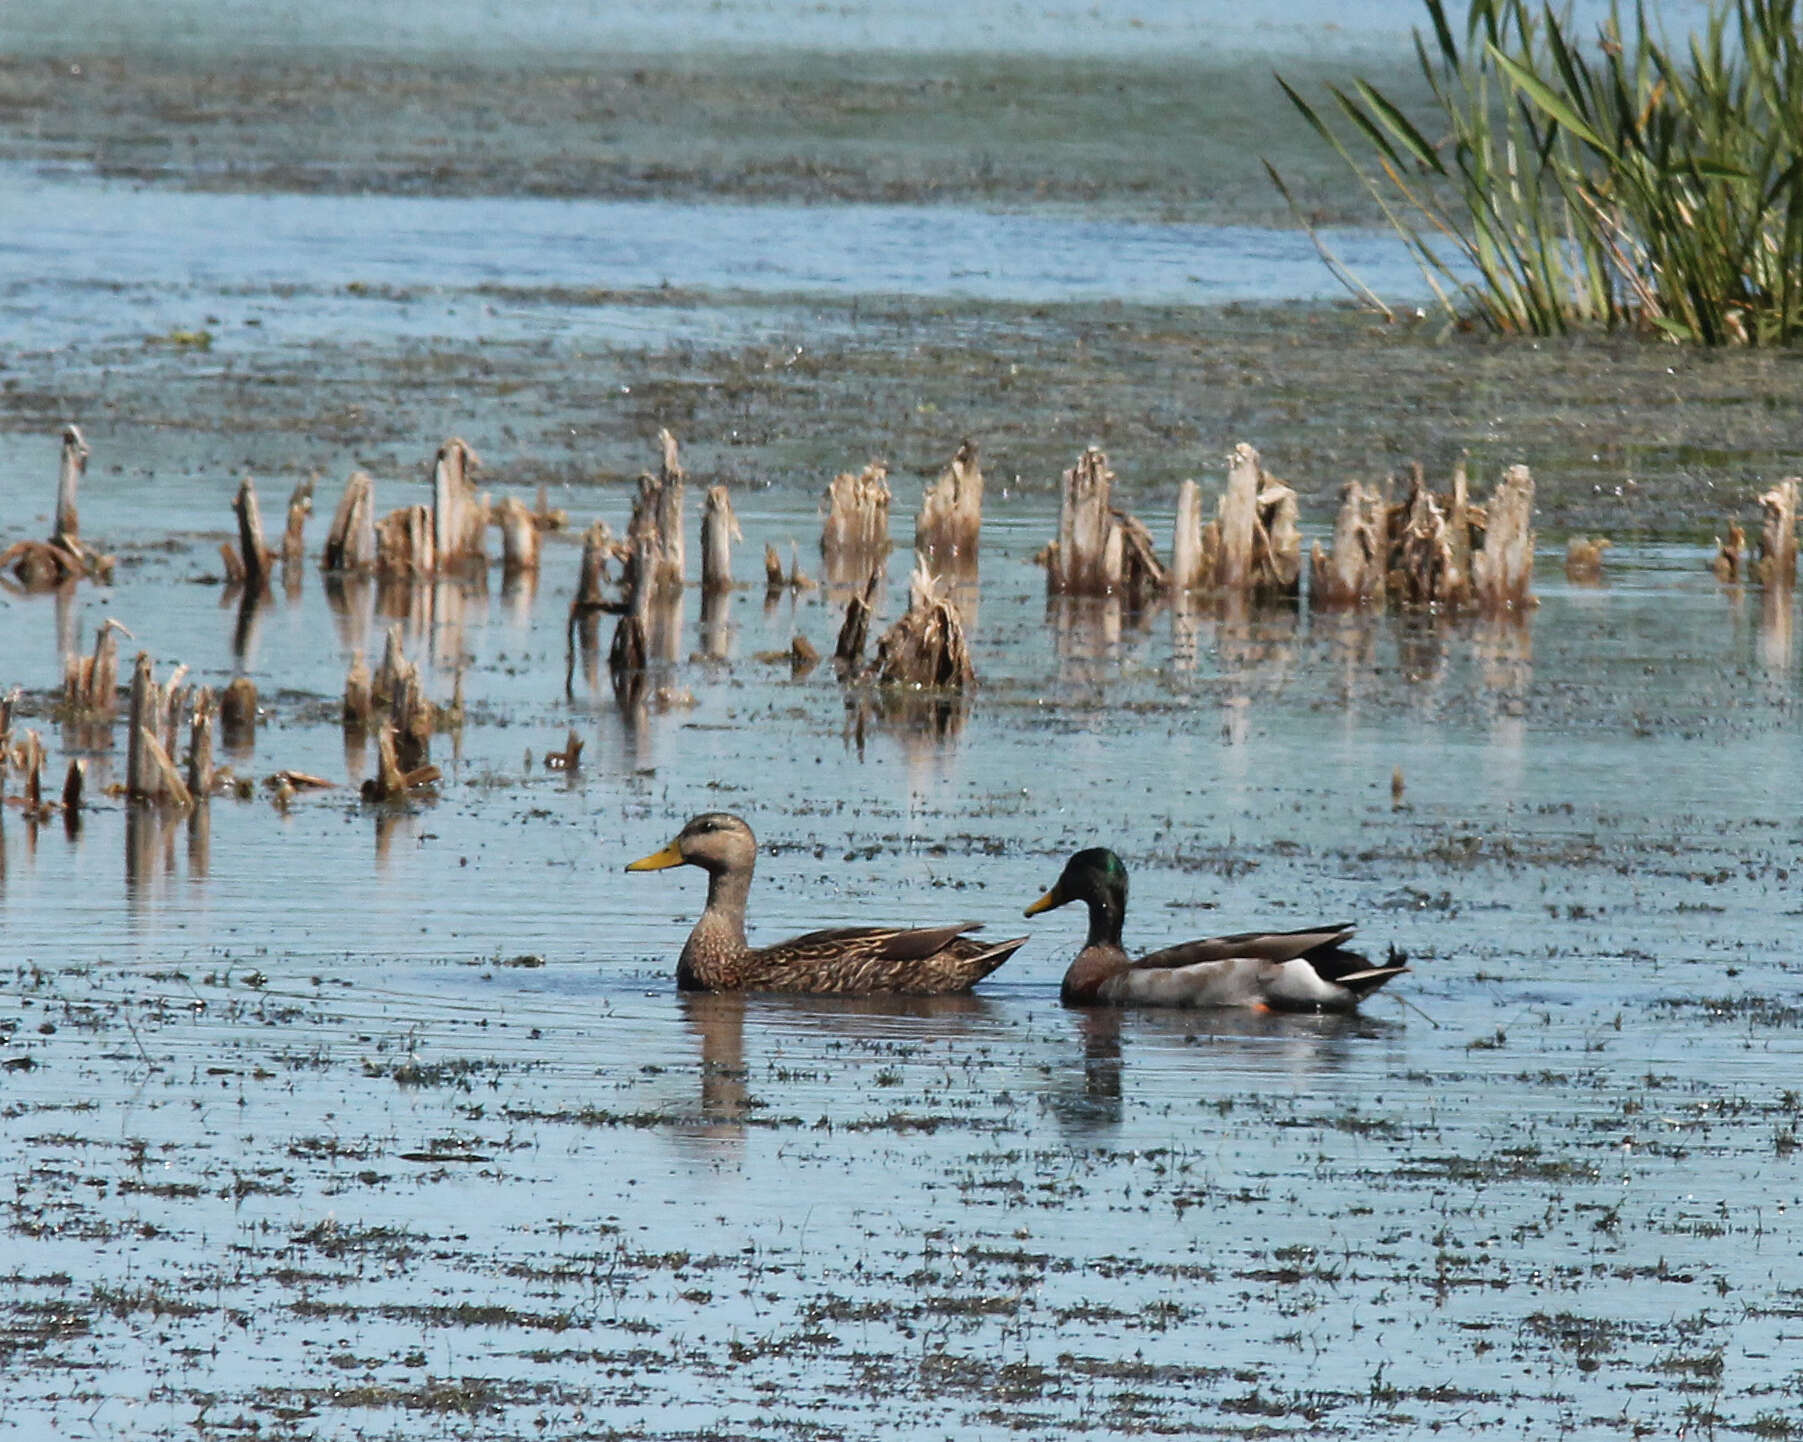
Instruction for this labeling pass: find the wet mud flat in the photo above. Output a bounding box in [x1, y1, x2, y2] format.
[0, 47, 1400, 226]
[5, 290, 1802, 547]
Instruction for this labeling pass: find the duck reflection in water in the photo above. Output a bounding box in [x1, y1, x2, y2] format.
[674, 990, 998, 1153]
[1046, 1004, 1400, 1135]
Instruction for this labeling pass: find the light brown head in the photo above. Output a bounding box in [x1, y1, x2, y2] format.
[626, 812, 757, 879]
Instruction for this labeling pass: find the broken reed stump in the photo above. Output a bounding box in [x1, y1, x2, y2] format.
[1389, 466, 1461, 606]
[533, 483, 568, 532]
[432, 437, 487, 571]
[1470, 464, 1536, 612]
[1047, 448, 1114, 595]
[222, 476, 276, 590]
[1169, 479, 1220, 594]
[61, 618, 126, 717]
[915, 439, 983, 572]
[1217, 444, 1301, 600]
[701, 485, 741, 593]
[625, 428, 686, 592]
[186, 689, 215, 798]
[544, 729, 583, 771]
[835, 567, 882, 670]
[321, 470, 378, 571]
[761, 542, 817, 597]
[1216, 443, 1258, 594]
[53, 423, 86, 556]
[1044, 448, 1166, 605]
[220, 677, 258, 751]
[2, 425, 113, 586]
[495, 496, 541, 576]
[1565, 537, 1611, 584]
[1308, 480, 1384, 609]
[564, 521, 620, 699]
[393, 668, 433, 772]
[360, 724, 441, 802]
[1713, 521, 1747, 582]
[609, 538, 652, 706]
[282, 479, 313, 570]
[789, 634, 820, 678]
[821, 461, 892, 583]
[571, 521, 617, 612]
[343, 651, 374, 730]
[1756, 477, 1799, 588]
[60, 756, 83, 820]
[363, 626, 437, 770]
[375, 501, 436, 576]
[873, 557, 976, 690]
[8, 730, 75, 825]
[125, 652, 193, 807]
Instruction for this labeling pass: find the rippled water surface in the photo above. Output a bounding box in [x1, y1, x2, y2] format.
[4, 3, 1803, 1438]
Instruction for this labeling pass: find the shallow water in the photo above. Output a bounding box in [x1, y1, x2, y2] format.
[7, 499, 1803, 1437]
[0, 169, 1428, 359]
[5, 5, 1803, 1437]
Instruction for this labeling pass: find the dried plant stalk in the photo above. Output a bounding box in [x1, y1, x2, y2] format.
[1757, 477, 1799, 589]
[496, 496, 541, 576]
[875, 557, 975, 690]
[230, 476, 275, 590]
[220, 677, 258, 750]
[701, 485, 741, 593]
[914, 439, 983, 571]
[821, 461, 892, 580]
[321, 471, 378, 571]
[1472, 464, 1536, 611]
[1309, 480, 1384, 608]
[625, 429, 686, 591]
[282, 479, 313, 568]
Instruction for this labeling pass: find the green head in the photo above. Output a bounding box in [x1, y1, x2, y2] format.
[1025, 848, 1128, 948]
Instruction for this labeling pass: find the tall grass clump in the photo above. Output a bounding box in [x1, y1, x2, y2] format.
[1272, 0, 1803, 344]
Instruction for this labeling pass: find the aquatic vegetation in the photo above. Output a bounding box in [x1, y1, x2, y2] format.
[1277, 0, 1803, 343]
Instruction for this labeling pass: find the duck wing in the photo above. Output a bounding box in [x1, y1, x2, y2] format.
[1131, 924, 1357, 973]
[743, 922, 1025, 994]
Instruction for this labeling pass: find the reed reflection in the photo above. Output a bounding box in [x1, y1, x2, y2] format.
[1046, 593, 1124, 685]
[1759, 583, 1793, 674]
[125, 803, 185, 916]
[187, 801, 210, 881]
[228, 587, 265, 666]
[321, 571, 375, 657]
[697, 588, 733, 663]
[499, 557, 539, 630]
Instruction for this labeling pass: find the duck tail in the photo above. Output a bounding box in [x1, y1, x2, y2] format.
[964, 934, 1029, 983]
[1337, 945, 1410, 998]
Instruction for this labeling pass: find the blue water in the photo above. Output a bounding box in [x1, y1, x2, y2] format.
[0, 169, 1434, 358]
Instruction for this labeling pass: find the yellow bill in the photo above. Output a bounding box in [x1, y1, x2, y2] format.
[625, 839, 685, 872]
[1023, 886, 1061, 917]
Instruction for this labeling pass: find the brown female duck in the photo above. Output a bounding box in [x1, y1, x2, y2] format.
[1026, 848, 1407, 1011]
[627, 812, 1026, 994]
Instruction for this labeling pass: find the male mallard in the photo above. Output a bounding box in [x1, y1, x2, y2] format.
[627, 812, 1027, 994]
[1025, 848, 1407, 1011]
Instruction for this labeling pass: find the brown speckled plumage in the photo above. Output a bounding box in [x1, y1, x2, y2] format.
[627, 813, 1026, 995]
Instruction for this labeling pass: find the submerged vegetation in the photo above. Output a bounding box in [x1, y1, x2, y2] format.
[1277, 0, 1803, 343]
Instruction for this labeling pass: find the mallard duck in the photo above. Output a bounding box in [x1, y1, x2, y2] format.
[626, 812, 1027, 994]
[1025, 848, 1407, 1011]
